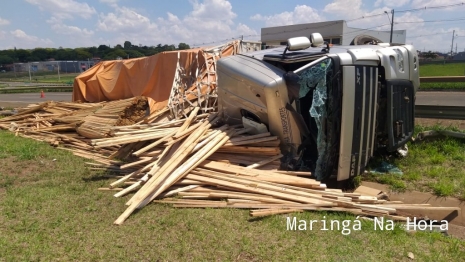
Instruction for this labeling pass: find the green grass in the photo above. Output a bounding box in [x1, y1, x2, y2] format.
[420, 82, 465, 90]
[420, 63, 465, 77]
[0, 88, 72, 94]
[1, 130, 464, 260]
[0, 72, 78, 84]
[419, 62, 465, 90]
[364, 125, 465, 199]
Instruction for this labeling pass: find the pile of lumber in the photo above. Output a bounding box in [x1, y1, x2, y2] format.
[1, 102, 460, 225]
[0, 97, 150, 154]
[0, 97, 148, 137]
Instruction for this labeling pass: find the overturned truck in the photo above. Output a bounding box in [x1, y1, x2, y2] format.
[217, 33, 419, 182]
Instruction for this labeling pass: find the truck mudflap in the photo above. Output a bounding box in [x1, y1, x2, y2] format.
[338, 66, 378, 181]
[386, 79, 415, 152]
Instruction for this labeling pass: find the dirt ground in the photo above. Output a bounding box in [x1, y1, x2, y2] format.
[416, 118, 465, 130]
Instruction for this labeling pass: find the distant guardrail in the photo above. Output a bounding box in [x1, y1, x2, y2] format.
[1, 85, 72, 90]
[415, 105, 465, 120]
[0, 85, 73, 94]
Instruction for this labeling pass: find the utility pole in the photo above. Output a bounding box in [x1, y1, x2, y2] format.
[390, 9, 394, 44]
[385, 10, 394, 44]
[451, 30, 455, 58]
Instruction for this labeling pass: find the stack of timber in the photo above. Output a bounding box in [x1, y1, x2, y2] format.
[90, 108, 459, 225]
[1, 102, 459, 225]
[0, 97, 149, 158]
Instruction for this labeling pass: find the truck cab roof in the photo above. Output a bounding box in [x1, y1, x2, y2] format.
[242, 44, 390, 63]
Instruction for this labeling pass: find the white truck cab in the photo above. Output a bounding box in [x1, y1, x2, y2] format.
[217, 33, 419, 181]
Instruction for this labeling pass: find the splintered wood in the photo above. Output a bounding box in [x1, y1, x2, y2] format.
[1, 102, 459, 225]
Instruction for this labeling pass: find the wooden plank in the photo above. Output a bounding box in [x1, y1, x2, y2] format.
[185, 173, 334, 205]
[208, 192, 299, 204]
[197, 160, 321, 186]
[216, 146, 281, 155]
[143, 129, 234, 206]
[114, 117, 217, 225]
[246, 154, 283, 169]
[250, 208, 304, 217]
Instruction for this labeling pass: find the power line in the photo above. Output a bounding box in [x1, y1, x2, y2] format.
[408, 32, 451, 38]
[192, 2, 465, 47]
[192, 34, 260, 47]
[346, 13, 387, 22]
[395, 17, 465, 24]
[340, 24, 392, 37]
[193, 23, 392, 47]
[396, 2, 465, 13]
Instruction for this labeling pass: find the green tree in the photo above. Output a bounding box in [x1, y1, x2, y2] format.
[26, 55, 40, 62]
[46, 48, 57, 60]
[178, 43, 190, 50]
[126, 50, 145, 58]
[87, 46, 98, 56]
[103, 49, 128, 60]
[31, 48, 49, 61]
[0, 50, 15, 61]
[124, 41, 132, 49]
[16, 49, 31, 62]
[98, 45, 110, 52]
[0, 55, 14, 65]
[55, 49, 76, 60]
[75, 49, 92, 60]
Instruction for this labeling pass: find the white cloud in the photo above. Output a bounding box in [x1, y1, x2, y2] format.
[167, 12, 180, 23]
[99, 0, 118, 8]
[407, 27, 463, 53]
[0, 17, 10, 26]
[374, 0, 410, 8]
[324, 0, 363, 18]
[250, 5, 323, 27]
[26, 0, 96, 19]
[96, 0, 258, 47]
[9, 29, 53, 48]
[321, 0, 423, 32]
[411, 0, 463, 9]
[45, 17, 94, 40]
[189, 0, 236, 24]
[97, 6, 158, 33]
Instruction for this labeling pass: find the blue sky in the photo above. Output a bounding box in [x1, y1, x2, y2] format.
[0, 0, 464, 53]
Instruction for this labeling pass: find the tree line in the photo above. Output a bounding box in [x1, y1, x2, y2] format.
[0, 41, 191, 69]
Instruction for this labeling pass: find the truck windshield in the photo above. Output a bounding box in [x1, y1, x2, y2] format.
[295, 57, 334, 179]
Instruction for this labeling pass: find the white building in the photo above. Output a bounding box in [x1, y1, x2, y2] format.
[261, 20, 406, 47]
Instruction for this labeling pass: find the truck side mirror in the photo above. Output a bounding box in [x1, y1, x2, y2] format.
[287, 37, 311, 51]
[282, 37, 311, 58]
[310, 33, 324, 47]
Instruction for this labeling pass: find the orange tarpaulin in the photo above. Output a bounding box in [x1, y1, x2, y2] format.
[73, 41, 240, 114]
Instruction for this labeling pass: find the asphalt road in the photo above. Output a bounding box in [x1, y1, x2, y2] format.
[415, 91, 465, 107]
[0, 92, 72, 107]
[0, 91, 464, 108]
